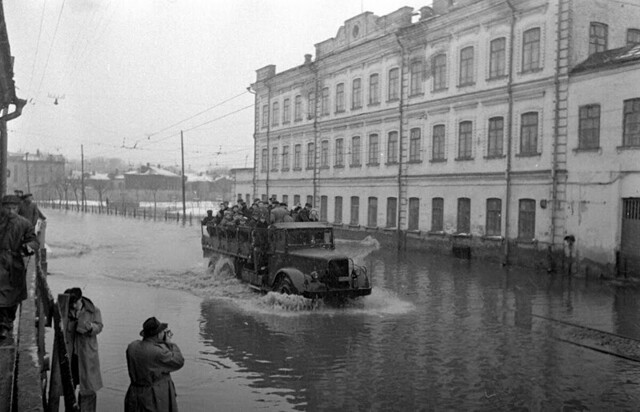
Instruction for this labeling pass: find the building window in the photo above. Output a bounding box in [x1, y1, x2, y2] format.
[432, 54, 447, 91]
[282, 98, 291, 123]
[489, 37, 506, 78]
[431, 197, 444, 231]
[351, 136, 361, 166]
[282, 195, 288, 205]
[369, 73, 380, 105]
[271, 147, 279, 170]
[368, 134, 379, 165]
[306, 142, 315, 169]
[458, 121, 473, 159]
[335, 138, 344, 167]
[488, 117, 504, 157]
[320, 196, 328, 222]
[294, 194, 300, 206]
[386, 197, 397, 228]
[589, 22, 608, 55]
[320, 140, 329, 167]
[294, 95, 302, 121]
[387, 131, 398, 164]
[459, 46, 474, 86]
[350, 196, 359, 225]
[307, 92, 315, 119]
[432, 124, 445, 161]
[409, 128, 421, 162]
[367, 197, 378, 227]
[321, 87, 329, 116]
[486, 198, 502, 236]
[352, 78, 362, 109]
[262, 105, 269, 129]
[334, 196, 343, 224]
[520, 112, 538, 155]
[293, 144, 301, 169]
[307, 195, 313, 206]
[272, 102, 279, 126]
[457, 197, 471, 234]
[261, 148, 268, 172]
[410, 60, 423, 95]
[522, 28, 541, 72]
[627, 29, 640, 46]
[282, 145, 290, 169]
[408, 197, 419, 231]
[578, 104, 600, 149]
[623, 98, 640, 147]
[388, 68, 399, 101]
[335, 83, 345, 113]
[518, 199, 536, 240]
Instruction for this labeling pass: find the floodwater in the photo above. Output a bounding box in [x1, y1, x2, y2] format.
[43, 209, 640, 411]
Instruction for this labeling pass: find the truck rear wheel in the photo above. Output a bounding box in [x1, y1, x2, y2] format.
[276, 277, 297, 295]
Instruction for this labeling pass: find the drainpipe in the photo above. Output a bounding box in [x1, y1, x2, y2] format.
[265, 83, 272, 200]
[395, 34, 406, 250]
[311, 63, 319, 208]
[503, 0, 516, 265]
[247, 86, 257, 201]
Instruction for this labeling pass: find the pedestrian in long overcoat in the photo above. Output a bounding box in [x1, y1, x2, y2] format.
[125, 317, 185, 412]
[0, 194, 39, 339]
[64, 287, 103, 411]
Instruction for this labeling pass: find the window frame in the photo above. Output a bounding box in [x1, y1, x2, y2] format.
[409, 128, 421, 162]
[487, 117, 504, 157]
[431, 197, 444, 232]
[489, 37, 506, 79]
[294, 95, 302, 122]
[459, 46, 475, 86]
[293, 144, 301, 170]
[409, 60, 423, 95]
[522, 28, 541, 73]
[368, 133, 379, 165]
[306, 142, 315, 169]
[388, 68, 400, 101]
[589, 22, 608, 55]
[334, 196, 343, 224]
[432, 53, 447, 91]
[432, 124, 446, 161]
[282, 145, 290, 170]
[271, 101, 279, 126]
[387, 131, 399, 164]
[486, 198, 502, 237]
[351, 136, 361, 166]
[408, 197, 420, 231]
[623, 98, 640, 147]
[335, 138, 344, 167]
[458, 121, 473, 160]
[520, 112, 539, 155]
[369, 73, 380, 105]
[350, 196, 360, 225]
[320, 140, 329, 168]
[627, 28, 640, 46]
[367, 197, 378, 227]
[578, 104, 601, 150]
[335, 83, 345, 113]
[321, 87, 330, 116]
[352, 78, 362, 109]
[282, 98, 291, 124]
[386, 197, 397, 228]
[518, 199, 536, 240]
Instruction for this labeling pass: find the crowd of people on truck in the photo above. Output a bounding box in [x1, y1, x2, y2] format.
[201, 198, 319, 236]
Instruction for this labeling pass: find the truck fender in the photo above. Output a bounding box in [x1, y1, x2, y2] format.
[275, 268, 307, 292]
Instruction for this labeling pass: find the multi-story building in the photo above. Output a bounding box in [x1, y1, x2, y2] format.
[250, 0, 640, 276]
[7, 151, 66, 200]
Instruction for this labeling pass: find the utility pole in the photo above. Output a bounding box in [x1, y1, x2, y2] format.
[81, 144, 86, 211]
[25, 152, 30, 193]
[0, 108, 7, 196]
[181, 131, 186, 219]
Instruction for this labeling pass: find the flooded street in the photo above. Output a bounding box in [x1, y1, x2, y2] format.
[44, 209, 640, 411]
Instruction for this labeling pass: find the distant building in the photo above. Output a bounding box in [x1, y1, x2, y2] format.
[250, 0, 640, 276]
[230, 168, 253, 204]
[185, 173, 214, 199]
[124, 165, 182, 191]
[7, 151, 66, 199]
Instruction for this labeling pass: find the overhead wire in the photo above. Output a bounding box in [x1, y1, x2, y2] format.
[34, 0, 67, 103]
[25, 0, 48, 99]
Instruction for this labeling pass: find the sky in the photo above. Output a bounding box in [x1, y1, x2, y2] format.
[4, 0, 428, 172]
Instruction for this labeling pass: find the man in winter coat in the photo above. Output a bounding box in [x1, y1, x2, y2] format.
[0, 194, 39, 340]
[64, 287, 103, 411]
[18, 193, 46, 226]
[125, 317, 185, 412]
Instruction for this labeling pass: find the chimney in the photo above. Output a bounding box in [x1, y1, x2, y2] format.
[419, 6, 434, 20]
[304, 54, 313, 65]
[432, 0, 454, 15]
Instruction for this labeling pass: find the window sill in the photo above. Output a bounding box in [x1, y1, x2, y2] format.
[516, 152, 541, 158]
[452, 233, 472, 238]
[486, 75, 508, 82]
[385, 161, 398, 166]
[335, 109, 346, 114]
[272, 124, 279, 128]
[408, 160, 422, 164]
[292, 167, 302, 172]
[368, 102, 381, 107]
[305, 167, 314, 171]
[484, 154, 506, 160]
[407, 229, 421, 236]
[366, 162, 380, 167]
[281, 168, 290, 172]
[386, 98, 400, 103]
[457, 82, 475, 88]
[573, 147, 601, 154]
[430, 158, 447, 163]
[482, 235, 504, 242]
[455, 157, 474, 161]
[333, 164, 345, 169]
[350, 164, 362, 168]
[515, 238, 537, 245]
[383, 227, 397, 232]
[351, 106, 362, 111]
[348, 224, 361, 229]
[270, 169, 279, 172]
[319, 165, 330, 170]
[428, 230, 446, 237]
[519, 68, 543, 75]
[365, 226, 379, 231]
[282, 121, 291, 125]
[294, 118, 302, 123]
[432, 87, 448, 93]
[408, 92, 424, 98]
[616, 145, 640, 151]
[332, 222, 344, 228]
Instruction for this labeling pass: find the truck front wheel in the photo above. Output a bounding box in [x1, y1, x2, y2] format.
[276, 276, 297, 295]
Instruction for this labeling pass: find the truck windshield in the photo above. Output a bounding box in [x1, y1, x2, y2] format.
[287, 229, 332, 248]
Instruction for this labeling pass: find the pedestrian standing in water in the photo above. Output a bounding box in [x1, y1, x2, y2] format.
[125, 317, 185, 412]
[64, 287, 103, 411]
[0, 194, 38, 340]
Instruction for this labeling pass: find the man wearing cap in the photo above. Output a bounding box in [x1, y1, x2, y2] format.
[18, 193, 46, 227]
[0, 194, 39, 339]
[125, 317, 185, 412]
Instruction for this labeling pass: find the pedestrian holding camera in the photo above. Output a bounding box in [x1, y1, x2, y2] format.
[125, 317, 185, 412]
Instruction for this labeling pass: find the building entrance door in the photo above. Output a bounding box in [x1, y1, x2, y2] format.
[620, 198, 640, 277]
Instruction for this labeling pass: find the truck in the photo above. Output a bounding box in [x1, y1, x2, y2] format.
[201, 221, 372, 299]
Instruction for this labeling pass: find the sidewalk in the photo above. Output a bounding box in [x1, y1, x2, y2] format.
[0, 258, 44, 412]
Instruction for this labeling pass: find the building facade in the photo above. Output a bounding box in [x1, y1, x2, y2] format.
[7, 151, 66, 200]
[251, 0, 640, 276]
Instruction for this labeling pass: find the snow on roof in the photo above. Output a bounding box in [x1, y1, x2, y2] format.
[186, 174, 213, 183]
[125, 166, 179, 177]
[88, 173, 110, 180]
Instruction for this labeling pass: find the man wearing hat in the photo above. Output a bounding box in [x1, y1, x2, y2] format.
[125, 317, 184, 412]
[0, 194, 39, 339]
[18, 192, 46, 227]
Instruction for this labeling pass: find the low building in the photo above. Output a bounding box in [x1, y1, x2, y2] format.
[124, 165, 181, 191]
[230, 168, 253, 204]
[7, 151, 66, 200]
